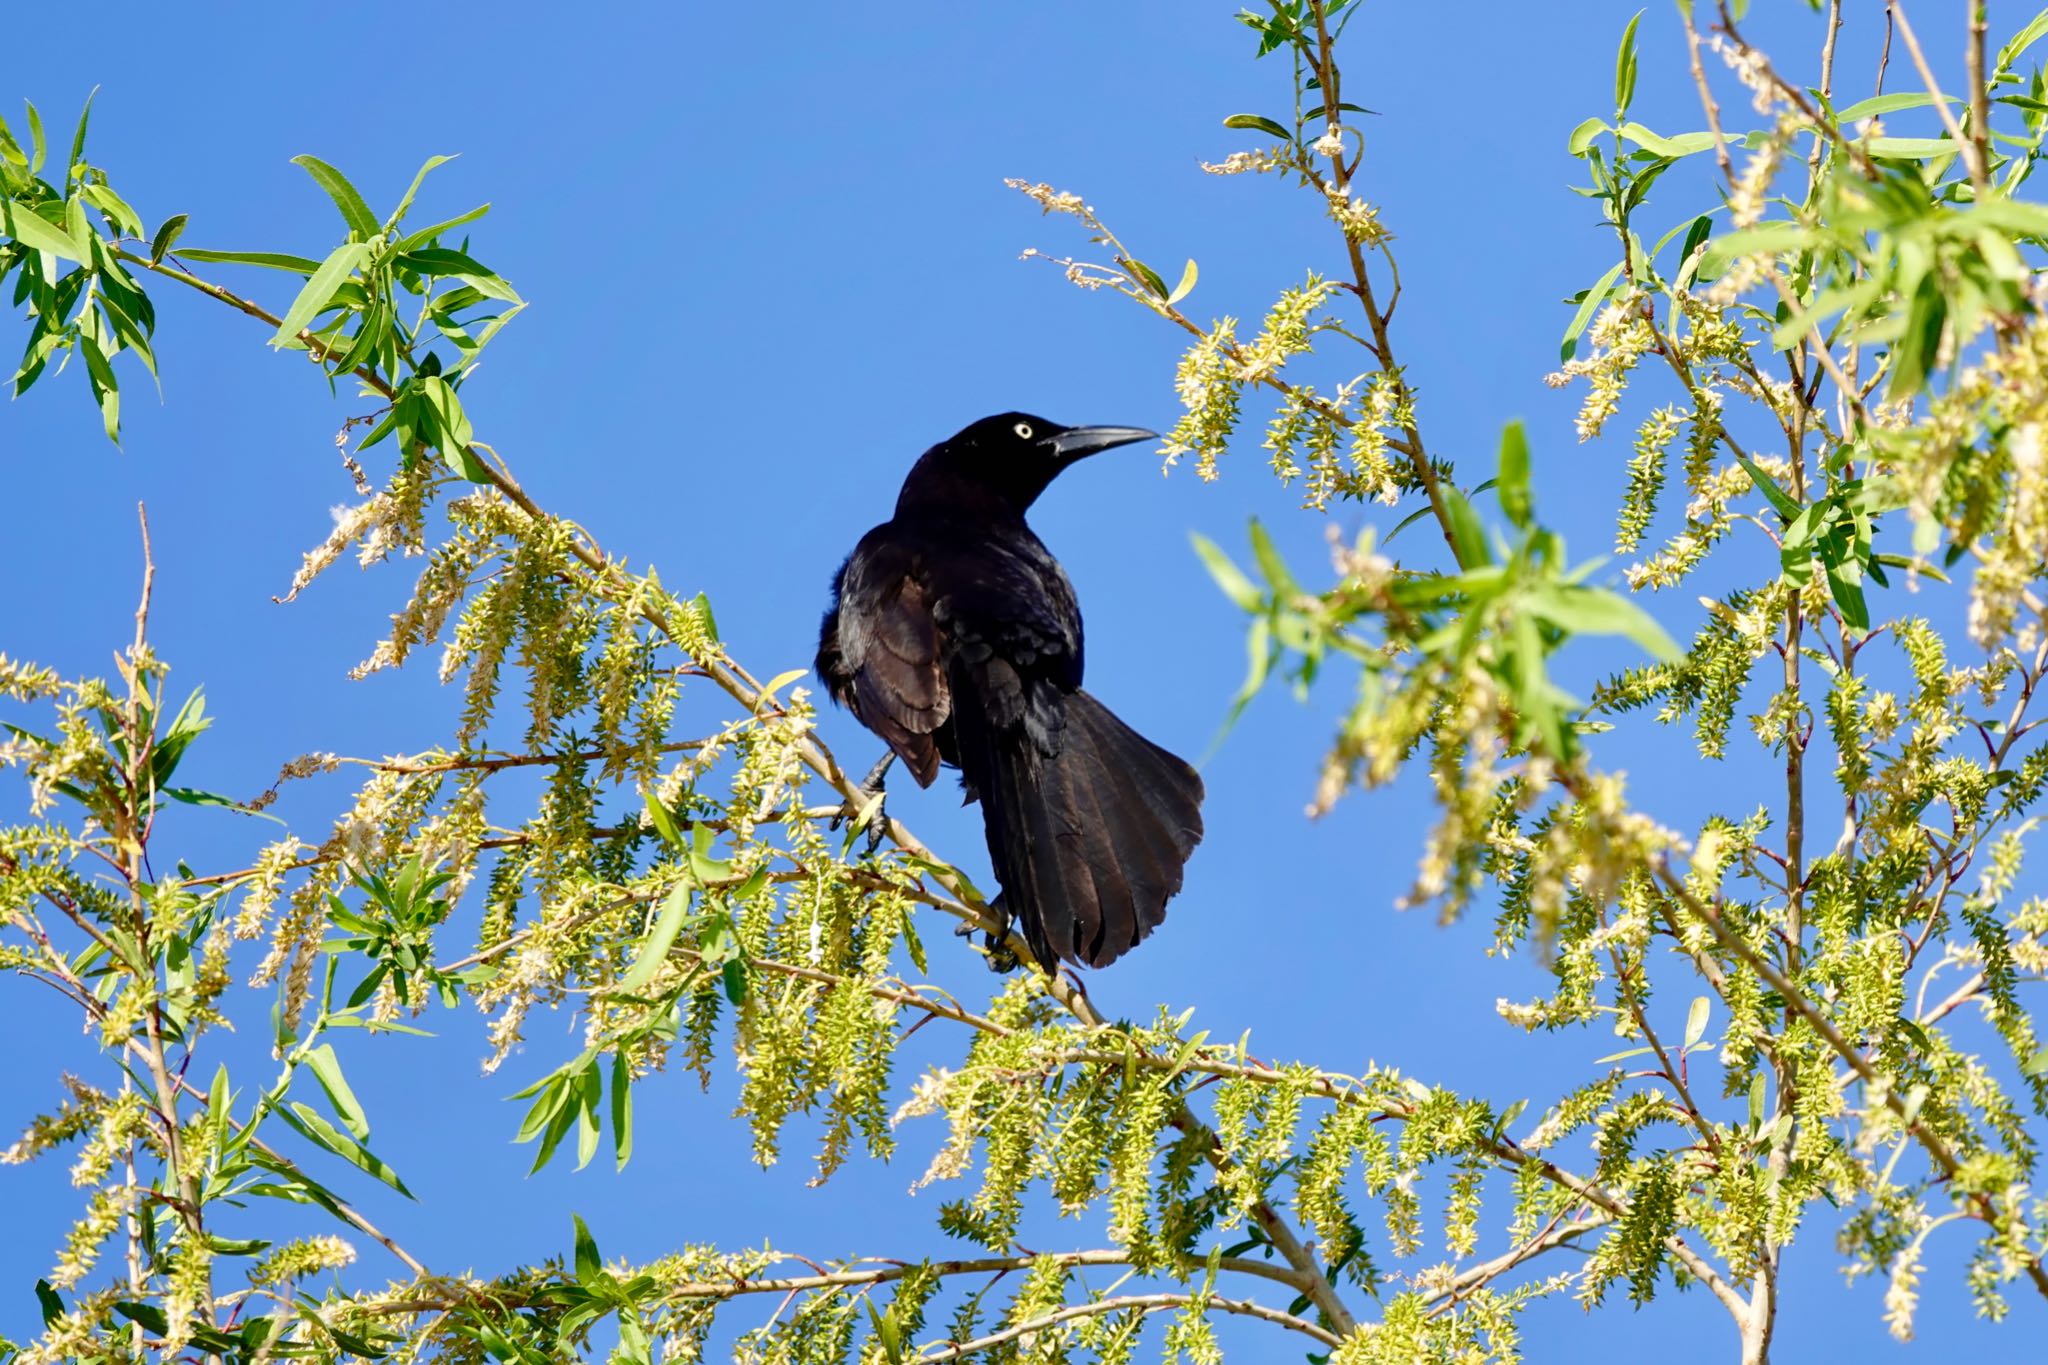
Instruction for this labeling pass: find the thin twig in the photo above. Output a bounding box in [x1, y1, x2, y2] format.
[914, 1290, 1343, 1359]
[1888, 2, 1983, 191]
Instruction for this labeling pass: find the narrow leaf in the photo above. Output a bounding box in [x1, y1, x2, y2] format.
[1496, 420, 1532, 528]
[1734, 453, 1802, 520]
[1526, 584, 1682, 662]
[572, 1214, 602, 1285]
[291, 155, 380, 239]
[1560, 261, 1625, 361]
[270, 241, 369, 348]
[1441, 486, 1491, 569]
[1191, 534, 1263, 611]
[611, 1051, 634, 1171]
[148, 213, 188, 264]
[65, 87, 95, 189]
[304, 1043, 371, 1141]
[278, 1102, 413, 1198]
[1683, 996, 1710, 1048]
[175, 248, 321, 274]
[1222, 113, 1292, 140]
[3, 199, 86, 263]
[386, 153, 458, 231]
[614, 882, 691, 996]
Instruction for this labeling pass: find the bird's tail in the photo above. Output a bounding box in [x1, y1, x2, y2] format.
[968, 689, 1204, 969]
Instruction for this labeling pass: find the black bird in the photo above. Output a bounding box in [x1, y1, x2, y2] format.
[816, 413, 1205, 971]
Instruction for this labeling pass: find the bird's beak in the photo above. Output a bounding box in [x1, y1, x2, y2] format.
[1044, 425, 1159, 459]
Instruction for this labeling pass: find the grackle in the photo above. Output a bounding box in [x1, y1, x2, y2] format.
[816, 413, 1204, 971]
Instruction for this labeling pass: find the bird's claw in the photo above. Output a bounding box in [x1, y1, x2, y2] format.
[831, 754, 894, 855]
[831, 788, 888, 855]
[956, 899, 1021, 973]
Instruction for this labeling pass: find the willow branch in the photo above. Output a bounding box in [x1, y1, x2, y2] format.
[913, 1290, 1343, 1360]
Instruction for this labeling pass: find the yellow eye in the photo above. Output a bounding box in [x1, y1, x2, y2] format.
[1013, 422, 1034, 440]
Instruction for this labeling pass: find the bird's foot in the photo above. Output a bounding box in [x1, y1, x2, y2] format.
[956, 897, 1021, 973]
[831, 753, 894, 855]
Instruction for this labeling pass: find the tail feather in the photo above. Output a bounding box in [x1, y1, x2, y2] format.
[959, 685, 1203, 970]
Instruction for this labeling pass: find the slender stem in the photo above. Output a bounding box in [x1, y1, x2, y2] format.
[1969, 1, 1992, 192]
[913, 1290, 1343, 1359]
[371, 1250, 1306, 1313]
[1301, 0, 1457, 565]
[1888, 2, 1984, 192]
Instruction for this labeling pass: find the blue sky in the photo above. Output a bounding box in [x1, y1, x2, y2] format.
[2, 2, 2040, 1359]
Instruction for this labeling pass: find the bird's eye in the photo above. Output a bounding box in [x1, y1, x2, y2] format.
[1013, 422, 1034, 440]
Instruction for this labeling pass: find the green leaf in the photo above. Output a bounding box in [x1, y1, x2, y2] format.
[1866, 136, 1963, 159]
[385, 153, 458, 231]
[65, 87, 95, 190]
[1683, 996, 1710, 1048]
[1191, 533, 1263, 611]
[899, 909, 929, 975]
[643, 790, 683, 848]
[1834, 92, 1961, 122]
[1167, 257, 1198, 306]
[81, 182, 142, 239]
[1734, 454, 1801, 521]
[1887, 272, 1947, 399]
[1125, 256, 1169, 300]
[1615, 10, 1644, 116]
[393, 203, 491, 254]
[573, 1064, 603, 1170]
[1567, 117, 1609, 156]
[24, 101, 45, 176]
[291, 155, 380, 239]
[3, 198, 87, 263]
[1526, 584, 1682, 662]
[1441, 486, 1491, 569]
[610, 1050, 634, 1171]
[113, 1300, 169, 1336]
[209, 1063, 232, 1154]
[1703, 222, 1816, 271]
[175, 248, 321, 274]
[572, 1214, 602, 1285]
[688, 823, 732, 882]
[1209, 614, 1275, 752]
[278, 1101, 413, 1198]
[148, 213, 188, 264]
[414, 375, 487, 479]
[867, 1299, 905, 1364]
[270, 241, 369, 348]
[614, 881, 691, 996]
[1222, 113, 1292, 140]
[1823, 555, 1870, 630]
[756, 668, 807, 708]
[1616, 123, 1718, 158]
[304, 1043, 371, 1141]
[1509, 610, 1567, 758]
[1247, 519, 1297, 594]
[690, 591, 720, 643]
[1496, 421, 1532, 529]
[398, 246, 522, 303]
[1998, 9, 2048, 74]
[79, 334, 120, 444]
[1560, 260, 1626, 362]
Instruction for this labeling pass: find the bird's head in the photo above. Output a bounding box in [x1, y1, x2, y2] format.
[898, 412, 1159, 517]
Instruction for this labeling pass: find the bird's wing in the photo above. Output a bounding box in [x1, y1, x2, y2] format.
[827, 536, 951, 786]
[937, 532, 1083, 753]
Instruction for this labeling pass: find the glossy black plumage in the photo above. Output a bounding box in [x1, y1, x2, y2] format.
[816, 412, 1204, 969]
